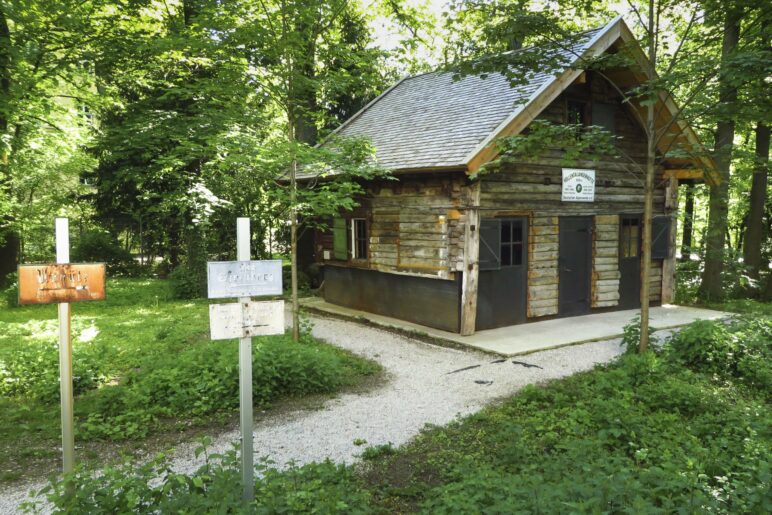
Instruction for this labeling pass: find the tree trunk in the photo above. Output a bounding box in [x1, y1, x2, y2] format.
[680, 183, 695, 261]
[743, 122, 769, 279]
[0, 9, 19, 285]
[289, 128, 299, 341]
[699, 8, 740, 301]
[639, 0, 656, 353]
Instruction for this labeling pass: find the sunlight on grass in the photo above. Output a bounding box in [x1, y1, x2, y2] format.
[0, 277, 380, 482]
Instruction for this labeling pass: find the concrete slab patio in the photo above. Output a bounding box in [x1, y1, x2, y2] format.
[301, 297, 731, 356]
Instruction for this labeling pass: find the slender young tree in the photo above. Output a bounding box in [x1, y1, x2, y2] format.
[232, 0, 390, 340]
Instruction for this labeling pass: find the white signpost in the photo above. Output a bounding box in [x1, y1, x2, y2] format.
[207, 260, 282, 299]
[562, 168, 596, 202]
[207, 218, 284, 501]
[56, 218, 75, 474]
[209, 301, 284, 340]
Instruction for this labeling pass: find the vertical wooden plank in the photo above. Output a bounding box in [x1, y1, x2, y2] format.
[661, 177, 678, 304]
[460, 181, 481, 335]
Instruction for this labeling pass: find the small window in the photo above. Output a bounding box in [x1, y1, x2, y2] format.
[620, 218, 640, 259]
[500, 220, 524, 267]
[591, 103, 615, 134]
[567, 100, 587, 125]
[351, 218, 368, 260]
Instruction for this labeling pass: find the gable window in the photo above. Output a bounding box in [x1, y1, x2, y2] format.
[591, 102, 616, 134]
[567, 100, 587, 125]
[351, 218, 368, 260]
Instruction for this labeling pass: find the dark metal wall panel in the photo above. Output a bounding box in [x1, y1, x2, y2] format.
[476, 217, 529, 330]
[323, 265, 461, 332]
[559, 216, 593, 316]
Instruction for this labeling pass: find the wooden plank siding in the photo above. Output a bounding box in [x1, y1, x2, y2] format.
[315, 78, 669, 325]
[480, 88, 667, 318]
[315, 174, 473, 280]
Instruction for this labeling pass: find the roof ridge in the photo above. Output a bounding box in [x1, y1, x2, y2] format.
[394, 18, 615, 84]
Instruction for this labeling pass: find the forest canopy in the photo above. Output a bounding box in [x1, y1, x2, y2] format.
[0, 0, 769, 306]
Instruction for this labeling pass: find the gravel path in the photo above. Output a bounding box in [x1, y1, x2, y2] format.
[1, 313, 656, 513]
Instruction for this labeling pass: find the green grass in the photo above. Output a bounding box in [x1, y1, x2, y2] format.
[0, 278, 379, 484]
[29, 315, 771, 514]
[700, 298, 772, 316]
[356, 316, 772, 513]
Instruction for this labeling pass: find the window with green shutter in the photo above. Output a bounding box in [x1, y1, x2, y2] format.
[332, 217, 348, 260]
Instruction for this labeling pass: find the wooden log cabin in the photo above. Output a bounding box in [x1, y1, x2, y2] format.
[306, 16, 717, 335]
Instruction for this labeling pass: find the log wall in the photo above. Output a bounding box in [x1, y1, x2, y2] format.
[315, 173, 474, 280]
[480, 86, 667, 319]
[316, 74, 668, 325]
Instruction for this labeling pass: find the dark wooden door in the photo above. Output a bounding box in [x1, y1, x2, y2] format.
[559, 216, 592, 316]
[618, 214, 642, 309]
[476, 218, 528, 329]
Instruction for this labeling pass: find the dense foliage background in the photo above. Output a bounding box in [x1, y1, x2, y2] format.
[0, 0, 769, 303]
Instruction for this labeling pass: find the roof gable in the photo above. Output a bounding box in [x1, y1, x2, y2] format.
[323, 15, 716, 182]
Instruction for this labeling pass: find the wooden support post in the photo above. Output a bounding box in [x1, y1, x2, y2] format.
[236, 218, 254, 501]
[661, 177, 678, 304]
[460, 181, 480, 336]
[55, 218, 75, 474]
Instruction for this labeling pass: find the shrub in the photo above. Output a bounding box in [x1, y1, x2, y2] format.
[665, 316, 772, 389]
[168, 265, 203, 299]
[619, 314, 658, 354]
[72, 230, 139, 276]
[25, 446, 371, 514]
[2, 271, 19, 307]
[0, 341, 105, 403]
[75, 333, 377, 440]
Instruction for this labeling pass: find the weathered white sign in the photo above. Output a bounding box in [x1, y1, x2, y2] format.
[209, 300, 285, 340]
[562, 168, 596, 202]
[207, 260, 282, 299]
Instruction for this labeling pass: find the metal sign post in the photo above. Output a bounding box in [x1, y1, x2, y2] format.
[206, 218, 285, 502]
[17, 218, 106, 474]
[236, 218, 254, 501]
[56, 218, 75, 474]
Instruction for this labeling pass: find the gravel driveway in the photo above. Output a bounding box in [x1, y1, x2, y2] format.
[1, 313, 651, 513]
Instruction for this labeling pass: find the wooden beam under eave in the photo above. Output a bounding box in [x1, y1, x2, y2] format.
[664, 169, 704, 180]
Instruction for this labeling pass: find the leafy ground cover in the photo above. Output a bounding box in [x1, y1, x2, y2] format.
[0, 279, 380, 483]
[27, 312, 771, 514]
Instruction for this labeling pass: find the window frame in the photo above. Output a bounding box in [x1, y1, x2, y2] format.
[499, 219, 525, 267]
[350, 218, 368, 261]
[566, 98, 589, 126]
[619, 216, 641, 260]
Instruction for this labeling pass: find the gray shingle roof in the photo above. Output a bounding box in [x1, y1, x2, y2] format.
[328, 26, 605, 171]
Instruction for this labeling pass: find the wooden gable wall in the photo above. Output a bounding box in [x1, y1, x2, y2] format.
[479, 75, 666, 318]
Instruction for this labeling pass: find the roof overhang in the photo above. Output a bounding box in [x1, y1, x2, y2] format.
[463, 16, 719, 186]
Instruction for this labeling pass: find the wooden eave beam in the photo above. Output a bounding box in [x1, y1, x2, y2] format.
[663, 169, 704, 180]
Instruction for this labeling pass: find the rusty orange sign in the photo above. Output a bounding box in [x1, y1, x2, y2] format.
[18, 263, 106, 305]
